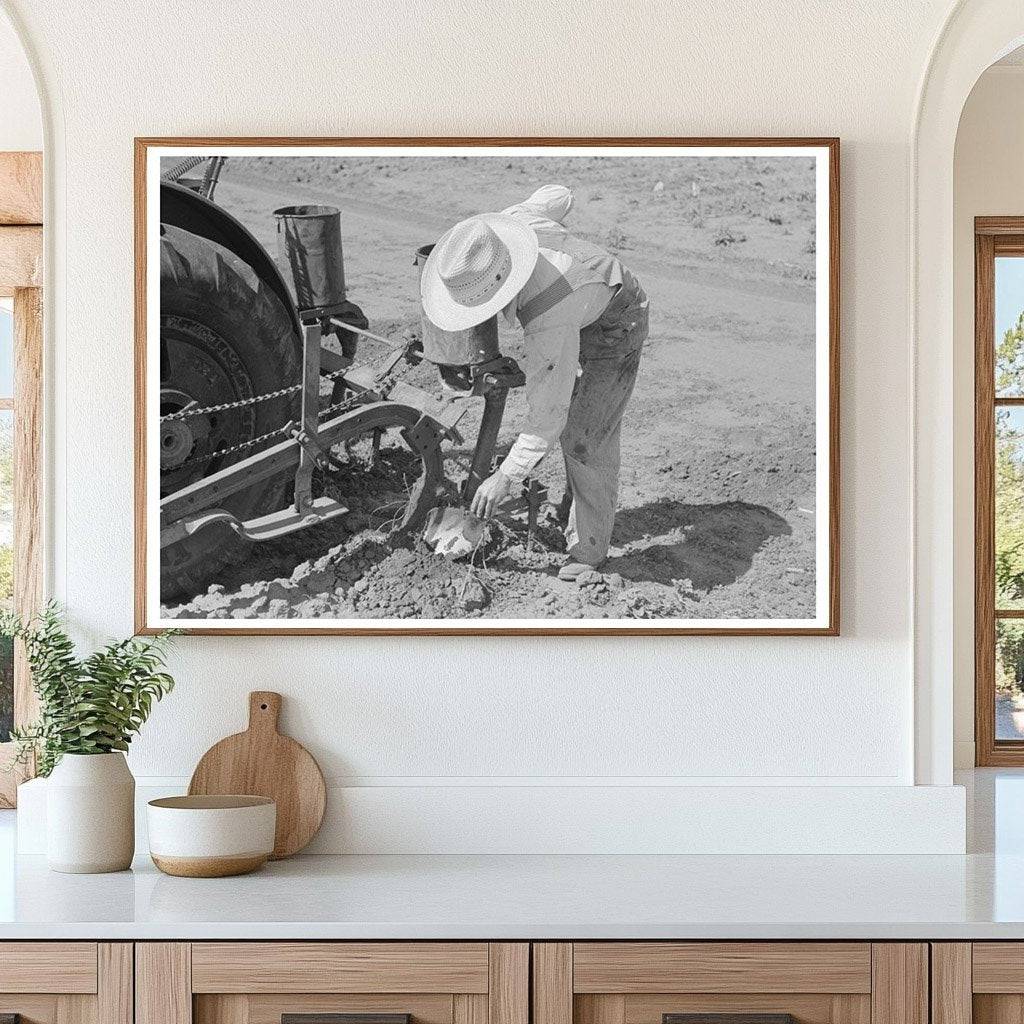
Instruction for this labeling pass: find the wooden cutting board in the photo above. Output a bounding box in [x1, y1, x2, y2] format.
[188, 691, 326, 859]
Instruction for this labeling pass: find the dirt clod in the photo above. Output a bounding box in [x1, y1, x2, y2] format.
[460, 578, 489, 611]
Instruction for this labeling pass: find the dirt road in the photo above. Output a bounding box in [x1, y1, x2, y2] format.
[161, 154, 819, 622]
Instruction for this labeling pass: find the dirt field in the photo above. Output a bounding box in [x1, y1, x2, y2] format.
[160, 153, 819, 622]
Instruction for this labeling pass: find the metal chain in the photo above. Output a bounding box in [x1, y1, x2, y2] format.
[160, 381, 302, 422]
[170, 427, 286, 473]
[160, 331, 419, 479]
[317, 390, 365, 421]
[161, 155, 209, 181]
[168, 376, 386, 474]
[160, 366, 351, 423]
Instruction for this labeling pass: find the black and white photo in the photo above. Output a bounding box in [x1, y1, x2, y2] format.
[137, 140, 838, 634]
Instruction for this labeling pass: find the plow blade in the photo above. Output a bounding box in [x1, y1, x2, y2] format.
[423, 506, 486, 559]
[162, 496, 349, 547]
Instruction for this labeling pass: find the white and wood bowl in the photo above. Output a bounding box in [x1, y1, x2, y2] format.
[147, 795, 276, 877]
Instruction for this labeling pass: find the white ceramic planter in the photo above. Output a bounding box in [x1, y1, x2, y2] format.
[46, 752, 135, 873]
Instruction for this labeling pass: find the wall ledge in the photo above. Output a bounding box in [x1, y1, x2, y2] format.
[17, 778, 967, 856]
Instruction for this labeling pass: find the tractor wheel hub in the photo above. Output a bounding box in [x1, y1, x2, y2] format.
[160, 418, 194, 469]
[159, 386, 213, 470]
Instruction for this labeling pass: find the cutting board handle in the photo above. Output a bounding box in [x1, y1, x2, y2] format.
[248, 691, 282, 734]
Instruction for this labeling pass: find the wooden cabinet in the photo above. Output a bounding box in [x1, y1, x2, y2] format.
[930, 943, 1024, 1024]
[0, 942, 132, 1024]
[0, 938, 943, 1024]
[136, 943, 528, 1024]
[532, 944, 928, 1024]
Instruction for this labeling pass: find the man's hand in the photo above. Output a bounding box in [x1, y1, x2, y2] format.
[469, 469, 514, 520]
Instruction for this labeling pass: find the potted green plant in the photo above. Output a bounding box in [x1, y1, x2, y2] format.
[2, 604, 177, 873]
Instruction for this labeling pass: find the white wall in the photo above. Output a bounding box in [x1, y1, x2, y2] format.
[1, 0, 973, 851]
[952, 65, 1024, 767]
[0, 8, 40, 151]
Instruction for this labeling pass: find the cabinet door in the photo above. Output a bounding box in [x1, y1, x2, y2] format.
[935, 943, 1024, 1024]
[0, 942, 132, 1024]
[534, 944, 927, 1024]
[137, 943, 528, 1024]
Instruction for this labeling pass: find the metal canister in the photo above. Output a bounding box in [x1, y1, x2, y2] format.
[414, 243, 500, 367]
[274, 205, 347, 316]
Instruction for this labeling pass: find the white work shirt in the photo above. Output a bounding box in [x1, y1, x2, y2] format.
[498, 246, 614, 483]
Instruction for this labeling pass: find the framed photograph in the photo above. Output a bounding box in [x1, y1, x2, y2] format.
[135, 137, 839, 635]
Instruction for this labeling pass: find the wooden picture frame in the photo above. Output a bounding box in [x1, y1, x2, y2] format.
[0, 151, 43, 806]
[136, 137, 840, 636]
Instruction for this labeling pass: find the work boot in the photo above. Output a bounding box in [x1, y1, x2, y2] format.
[558, 561, 604, 583]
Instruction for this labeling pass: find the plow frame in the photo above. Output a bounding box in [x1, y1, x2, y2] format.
[159, 322, 466, 548]
[158, 316, 545, 559]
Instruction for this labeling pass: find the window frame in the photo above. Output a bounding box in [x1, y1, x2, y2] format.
[975, 217, 1024, 765]
[0, 151, 43, 806]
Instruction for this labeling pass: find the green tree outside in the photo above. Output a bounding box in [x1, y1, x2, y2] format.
[995, 312, 1024, 694]
[0, 410, 12, 740]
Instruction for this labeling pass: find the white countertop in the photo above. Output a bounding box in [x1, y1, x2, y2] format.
[1, 769, 1022, 941]
[1, 849, 1023, 940]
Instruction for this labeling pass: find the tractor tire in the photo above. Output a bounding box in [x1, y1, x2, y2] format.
[158, 225, 301, 603]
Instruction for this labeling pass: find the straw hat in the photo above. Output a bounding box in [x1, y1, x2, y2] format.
[421, 213, 539, 331]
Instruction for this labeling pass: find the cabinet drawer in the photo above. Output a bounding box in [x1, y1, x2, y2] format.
[196, 993, 457, 1024]
[0, 942, 130, 1024]
[534, 944, 926, 1024]
[139, 942, 528, 1024]
[973, 943, 1024, 992]
[191, 943, 490, 993]
[573, 944, 872, 994]
[0, 942, 98, 993]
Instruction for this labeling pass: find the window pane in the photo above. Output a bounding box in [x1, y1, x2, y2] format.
[996, 256, 1024, 396]
[0, 300, 11, 399]
[997, 406, 1024, 610]
[0, 404, 11, 742]
[998, 619, 1024, 739]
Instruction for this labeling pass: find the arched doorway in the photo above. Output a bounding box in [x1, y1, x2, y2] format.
[914, 0, 1024, 785]
[0, 3, 44, 807]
